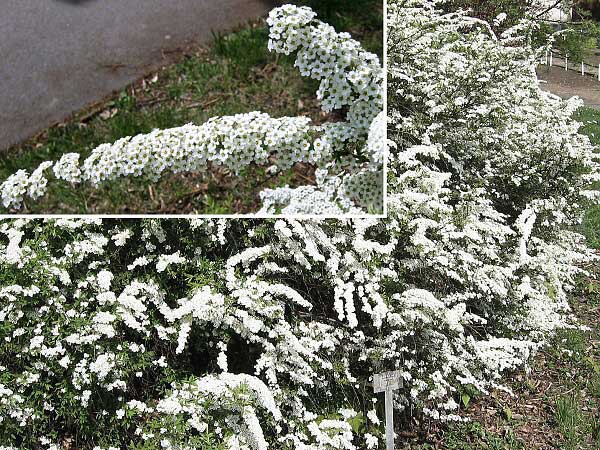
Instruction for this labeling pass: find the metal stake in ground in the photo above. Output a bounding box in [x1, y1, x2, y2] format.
[373, 370, 403, 450]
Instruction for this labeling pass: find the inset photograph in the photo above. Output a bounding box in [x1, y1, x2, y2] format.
[0, 0, 384, 216]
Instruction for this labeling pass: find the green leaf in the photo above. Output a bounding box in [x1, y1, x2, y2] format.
[461, 393, 470, 409]
[585, 356, 600, 374]
[348, 412, 365, 433]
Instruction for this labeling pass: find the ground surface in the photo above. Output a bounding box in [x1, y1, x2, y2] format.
[0, 0, 277, 150]
[537, 65, 600, 107]
[400, 287, 600, 449]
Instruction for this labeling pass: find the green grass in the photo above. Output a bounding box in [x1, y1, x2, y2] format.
[0, 0, 382, 214]
[575, 106, 600, 248]
[574, 106, 600, 148]
[399, 421, 526, 450]
[555, 394, 585, 448]
[443, 422, 525, 450]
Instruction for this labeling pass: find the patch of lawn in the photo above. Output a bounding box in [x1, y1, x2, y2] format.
[574, 106, 600, 248]
[583, 204, 600, 249]
[0, 0, 382, 214]
[443, 422, 525, 450]
[398, 421, 526, 449]
[554, 394, 585, 449]
[574, 106, 600, 148]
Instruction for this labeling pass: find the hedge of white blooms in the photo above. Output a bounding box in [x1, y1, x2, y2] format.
[0, 5, 384, 215]
[387, 0, 600, 417]
[2, 1, 600, 449]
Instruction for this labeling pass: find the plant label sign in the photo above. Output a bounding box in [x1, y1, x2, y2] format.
[373, 370, 402, 450]
[373, 369, 402, 393]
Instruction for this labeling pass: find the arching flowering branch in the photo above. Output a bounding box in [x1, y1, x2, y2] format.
[0, 4, 384, 214]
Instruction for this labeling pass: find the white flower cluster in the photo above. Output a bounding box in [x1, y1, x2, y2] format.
[267, 4, 383, 130]
[0, 4, 384, 215]
[154, 373, 281, 450]
[259, 111, 385, 215]
[155, 251, 186, 273]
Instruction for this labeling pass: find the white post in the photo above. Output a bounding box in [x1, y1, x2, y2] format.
[582, 61, 585, 76]
[565, 54, 568, 71]
[598, 62, 600, 81]
[385, 389, 394, 450]
[550, 52, 553, 66]
[374, 370, 402, 450]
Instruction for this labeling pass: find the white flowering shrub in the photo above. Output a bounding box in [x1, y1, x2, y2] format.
[0, 219, 392, 449]
[0, 5, 384, 215]
[386, 0, 600, 419]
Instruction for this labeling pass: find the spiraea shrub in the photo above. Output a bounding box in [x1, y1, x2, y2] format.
[0, 5, 384, 216]
[387, 0, 600, 417]
[2, 1, 600, 450]
[0, 218, 398, 450]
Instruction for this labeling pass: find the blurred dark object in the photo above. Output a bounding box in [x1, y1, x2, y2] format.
[576, 0, 600, 20]
[443, 0, 535, 32]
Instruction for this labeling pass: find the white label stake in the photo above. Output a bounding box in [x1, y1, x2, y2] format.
[374, 370, 403, 450]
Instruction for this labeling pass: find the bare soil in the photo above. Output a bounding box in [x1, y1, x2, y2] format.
[538, 65, 600, 108]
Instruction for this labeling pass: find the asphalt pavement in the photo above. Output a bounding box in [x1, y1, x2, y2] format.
[0, 0, 277, 150]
